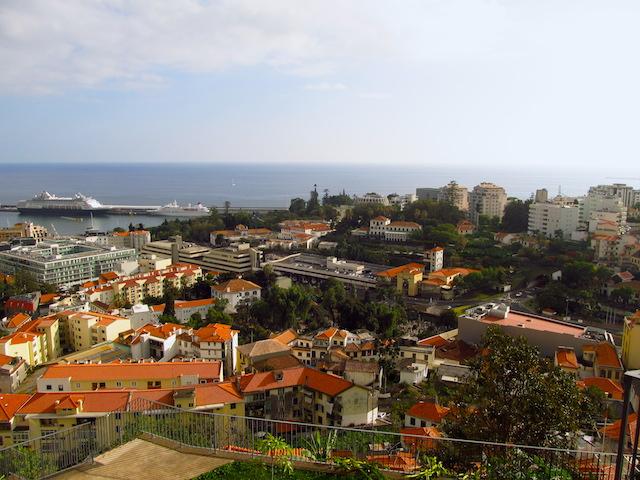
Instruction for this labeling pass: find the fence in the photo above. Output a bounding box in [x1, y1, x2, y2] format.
[0, 396, 631, 479]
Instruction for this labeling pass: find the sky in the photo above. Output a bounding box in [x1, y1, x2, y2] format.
[1, 0, 640, 170]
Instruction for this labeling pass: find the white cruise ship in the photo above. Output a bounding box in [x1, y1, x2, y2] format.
[150, 201, 211, 217]
[16, 192, 109, 216]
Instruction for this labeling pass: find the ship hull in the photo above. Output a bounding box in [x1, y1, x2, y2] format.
[17, 207, 110, 216]
[148, 210, 210, 217]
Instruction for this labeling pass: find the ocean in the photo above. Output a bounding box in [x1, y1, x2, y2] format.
[0, 162, 628, 235]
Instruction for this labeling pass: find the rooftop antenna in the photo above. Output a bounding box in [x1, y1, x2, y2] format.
[558, 185, 562, 196]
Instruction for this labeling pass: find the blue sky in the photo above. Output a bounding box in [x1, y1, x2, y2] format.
[1, 1, 640, 170]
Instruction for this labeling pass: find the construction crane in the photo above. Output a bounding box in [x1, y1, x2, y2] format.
[50, 223, 59, 239]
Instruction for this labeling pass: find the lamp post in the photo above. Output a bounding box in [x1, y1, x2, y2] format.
[614, 369, 640, 480]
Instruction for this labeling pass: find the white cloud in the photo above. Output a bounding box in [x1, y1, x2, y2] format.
[0, 0, 392, 94]
[303, 82, 347, 91]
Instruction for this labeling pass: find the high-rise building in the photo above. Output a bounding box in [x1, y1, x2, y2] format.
[468, 183, 508, 223]
[415, 188, 440, 201]
[534, 189, 549, 203]
[589, 184, 636, 208]
[528, 203, 580, 239]
[438, 181, 469, 211]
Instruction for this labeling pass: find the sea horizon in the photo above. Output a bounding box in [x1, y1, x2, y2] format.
[0, 162, 628, 208]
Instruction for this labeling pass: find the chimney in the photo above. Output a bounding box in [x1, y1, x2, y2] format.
[274, 370, 284, 381]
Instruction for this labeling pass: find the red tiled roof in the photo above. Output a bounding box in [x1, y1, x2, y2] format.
[0, 394, 31, 421]
[555, 348, 579, 369]
[387, 221, 421, 229]
[212, 279, 261, 293]
[41, 361, 222, 383]
[239, 367, 353, 397]
[417, 335, 449, 348]
[270, 329, 298, 345]
[400, 426, 442, 450]
[6, 313, 30, 329]
[583, 343, 622, 369]
[578, 377, 624, 400]
[315, 327, 338, 340]
[601, 414, 637, 441]
[195, 323, 238, 343]
[406, 401, 450, 423]
[376, 263, 424, 279]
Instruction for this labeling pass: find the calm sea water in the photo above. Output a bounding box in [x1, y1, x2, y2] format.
[0, 162, 629, 235]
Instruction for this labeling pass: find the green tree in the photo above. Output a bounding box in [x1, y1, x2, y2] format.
[289, 197, 306, 215]
[501, 199, 530, 233]
[445, 327, 604, 447]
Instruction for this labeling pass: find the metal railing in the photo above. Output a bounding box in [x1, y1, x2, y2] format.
[0, 396, 631, 479]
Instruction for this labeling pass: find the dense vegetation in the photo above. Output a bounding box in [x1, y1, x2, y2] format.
[444, 327, 604, 447]
[0, 271, 57, 318]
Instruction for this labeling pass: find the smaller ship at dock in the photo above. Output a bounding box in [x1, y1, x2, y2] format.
[149, 200, 211, 217]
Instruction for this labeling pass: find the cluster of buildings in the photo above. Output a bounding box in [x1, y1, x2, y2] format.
[0, 222, 49, 245]
[210, 220, 333, 251]
[527, 183, 640, 267]
[417, 181, 508, 223]
[352, 216, 422, 242]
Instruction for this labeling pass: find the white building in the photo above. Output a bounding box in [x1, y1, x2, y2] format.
[0, 239, 137, 287]
[589, 184, 637, 208]
[384, 221, 422, 242]
[424, 247, 444, 272]
[468, 183, 508, 223]
[355, 193, 389, 206]
[579, 194, 627, 228]
[369, 216, 391, 237]
[388, 193, 417, 210]
[211, 278, 262, 312]
[528, 202, 580, 239]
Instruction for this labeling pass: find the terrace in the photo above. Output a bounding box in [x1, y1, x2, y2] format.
[0, 395, 633, 479]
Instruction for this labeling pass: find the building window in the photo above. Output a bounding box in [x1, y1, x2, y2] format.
[46, 385, 52, 390]
[230, 403, 236, 410]
[58, 385, 64, 391]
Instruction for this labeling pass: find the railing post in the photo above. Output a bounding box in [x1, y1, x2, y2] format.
[615, 372, 635, 480]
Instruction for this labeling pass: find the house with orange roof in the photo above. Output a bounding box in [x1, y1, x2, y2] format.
[1, 312, 31, 332]
[212, 278, 261, 313]
[0, 354, 28, 393]
[177, 323, 239, 376]
[236, 338, 292, 374]
[555, 346, 579, 377]
[238, 366, 378, 426]
[210, 224, 273, 246]
[148, 297, 216, 323]
[84, 264, 203, 306]
[0, 330, 47, 367]
[279, 220, 334, 239]
[270, 329, 318, 366]
[405, 401, 450, 428]
[124, 322, 188, 362]
[583, 342, 623, 382]
[0, 393, 31, 446]
[56, 311, 131, 352]
[369, 216, 391, 237]
[578, 377, 623, 400]
[3, 382, 243, 448]
[36, 360, 223, 393]
[456, 219, 476, 236]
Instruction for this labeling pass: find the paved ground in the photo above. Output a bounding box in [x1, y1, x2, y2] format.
[54, 438, 230, 480]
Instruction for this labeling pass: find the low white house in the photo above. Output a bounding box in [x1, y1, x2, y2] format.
[212, 279, 262, 312]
